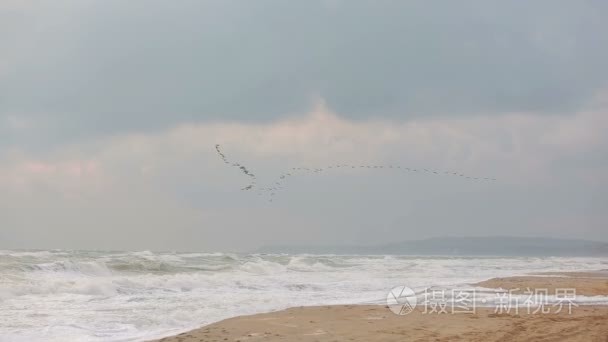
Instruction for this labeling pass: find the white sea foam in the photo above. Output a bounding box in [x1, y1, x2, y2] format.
[0, 251, 606, 341]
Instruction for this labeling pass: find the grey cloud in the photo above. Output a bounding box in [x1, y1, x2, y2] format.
[1, 1, 607, 251]
[1, 0, 608, 149]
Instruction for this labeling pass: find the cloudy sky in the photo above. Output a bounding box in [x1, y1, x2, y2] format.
[1, 0, 607, 251]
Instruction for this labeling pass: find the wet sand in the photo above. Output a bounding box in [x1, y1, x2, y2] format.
[152, 271, 608, 342]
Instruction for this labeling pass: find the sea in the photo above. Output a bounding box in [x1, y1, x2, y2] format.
[0, 250, 607, 341]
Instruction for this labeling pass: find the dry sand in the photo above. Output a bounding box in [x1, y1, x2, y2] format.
[476, 271, 608, 296]
[152, 272, 608, 342]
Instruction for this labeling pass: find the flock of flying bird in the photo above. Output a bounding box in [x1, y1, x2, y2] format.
[215, 144, 496, 202]
[215, 144, 257, 190]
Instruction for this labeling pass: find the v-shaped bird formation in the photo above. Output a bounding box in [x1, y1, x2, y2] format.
[215, 144, 496, 201]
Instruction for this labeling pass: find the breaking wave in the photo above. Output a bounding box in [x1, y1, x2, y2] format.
[0, 250, 606, 341]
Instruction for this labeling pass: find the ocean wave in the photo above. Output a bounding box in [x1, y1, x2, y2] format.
[1, 251, 607, 341]
[12, 260, 114, 276]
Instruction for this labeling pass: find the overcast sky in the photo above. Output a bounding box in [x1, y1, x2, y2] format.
[1, 0, 607, 251]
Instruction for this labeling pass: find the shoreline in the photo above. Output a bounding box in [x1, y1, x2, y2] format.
[151, 271, 608, 341]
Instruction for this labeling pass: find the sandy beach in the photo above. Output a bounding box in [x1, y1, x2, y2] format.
[476, 271, 608, 296]
[152, 271, 608, 342]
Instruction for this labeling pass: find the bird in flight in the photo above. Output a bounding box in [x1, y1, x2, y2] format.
[215, 144, 496, 201]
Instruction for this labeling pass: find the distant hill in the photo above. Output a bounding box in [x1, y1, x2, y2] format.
[256, 236, 608, 256]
